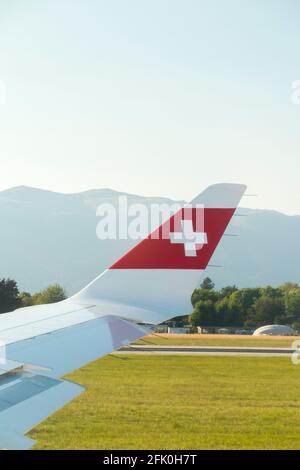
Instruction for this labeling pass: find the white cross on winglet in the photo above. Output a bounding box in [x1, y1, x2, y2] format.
[169, 219, 208, 257]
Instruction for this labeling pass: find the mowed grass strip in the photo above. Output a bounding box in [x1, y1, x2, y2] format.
[134, 334, 300, 348]
[32, 355, 300, 450]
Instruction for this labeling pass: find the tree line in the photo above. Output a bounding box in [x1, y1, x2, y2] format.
[0, 278, 66, 314]
[189, 278, 300, 329]
[0, 277, 300, 331]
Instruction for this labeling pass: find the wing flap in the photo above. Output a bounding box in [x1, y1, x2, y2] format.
[0, 359, 23, 376]
[7, 315, 149, 377]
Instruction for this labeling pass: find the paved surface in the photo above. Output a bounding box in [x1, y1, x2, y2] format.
[118, 345, 297, 357]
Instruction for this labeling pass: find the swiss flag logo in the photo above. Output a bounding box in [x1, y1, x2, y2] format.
[110, 207, 235, 270]
[169, 219, 208, 257]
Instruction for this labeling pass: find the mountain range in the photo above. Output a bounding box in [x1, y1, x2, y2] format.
[0, 186, 299, 295]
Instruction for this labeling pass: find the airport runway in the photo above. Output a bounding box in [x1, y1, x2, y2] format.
[119, 345, 297, 357]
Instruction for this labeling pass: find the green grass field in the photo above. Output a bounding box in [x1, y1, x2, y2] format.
[134, 334, 299, 348]
[32, 354, 300, 450]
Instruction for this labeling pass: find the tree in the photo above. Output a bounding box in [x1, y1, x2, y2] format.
[285, 289, 300, 326]
[219, 285, 238, 299]
[166, 314, 189, 327]
[19, 292, 34, 307]
[189, 300, 216, 327]
[0, 278, 21, 314]
[191, 288, 219, 307]
[230, 288, 261, 312]
[34, 284, 67, 305]
[280, 282, 299, 293]
[229, 288, 261, 325]
[215, 297, 244, 327]
[259, 286, 283, 299]
[200, 277, 215, 290]
[248, 296, 285, 327]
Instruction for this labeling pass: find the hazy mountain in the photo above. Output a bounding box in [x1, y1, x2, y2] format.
[0, 186, 299, 295]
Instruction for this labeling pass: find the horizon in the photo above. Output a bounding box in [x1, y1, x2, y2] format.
[0, 183, 298, 217]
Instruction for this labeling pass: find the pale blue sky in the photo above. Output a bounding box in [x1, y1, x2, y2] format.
[0, 0, 299, 213]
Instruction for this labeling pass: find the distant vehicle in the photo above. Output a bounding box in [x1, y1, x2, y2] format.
[253, 325, 298, 336]
[235, 329, 251, 335]
[217, 328, 230, 334]
[0, 183, 246, 449]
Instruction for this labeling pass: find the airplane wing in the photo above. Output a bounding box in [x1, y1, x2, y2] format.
[0, 308, 149, 450]
[0, 183, 246, 449]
